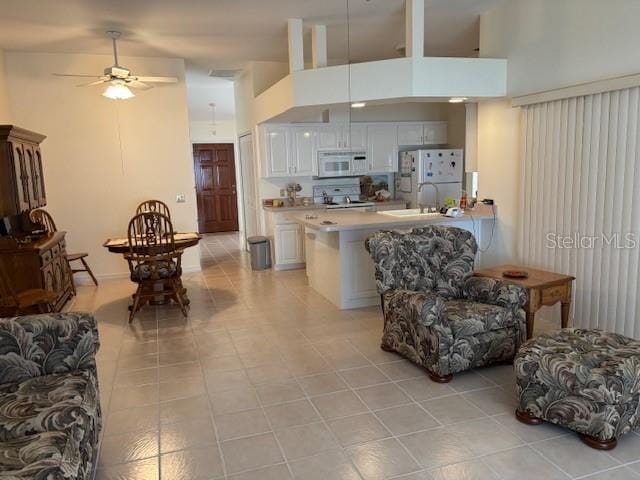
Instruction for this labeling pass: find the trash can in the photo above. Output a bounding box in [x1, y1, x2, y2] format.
[247, 236, 271, 270]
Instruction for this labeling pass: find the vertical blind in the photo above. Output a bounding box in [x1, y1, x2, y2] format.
[519, 86, 640, 337]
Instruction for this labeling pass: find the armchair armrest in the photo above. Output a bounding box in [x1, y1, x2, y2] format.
[463, 276, 528, 310]
[384, 289, 450, 331]
[0, 312, 100, 384]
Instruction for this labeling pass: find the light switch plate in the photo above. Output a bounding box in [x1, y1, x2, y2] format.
[176, 194, 186, 203]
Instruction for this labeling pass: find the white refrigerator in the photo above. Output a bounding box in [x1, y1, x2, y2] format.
[396, 149, 464, 209]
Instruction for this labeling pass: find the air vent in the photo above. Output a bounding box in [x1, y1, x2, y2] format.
[208, 69, 240, 79]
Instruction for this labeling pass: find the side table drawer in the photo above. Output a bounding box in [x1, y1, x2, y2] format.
[542, 284, 568, 305]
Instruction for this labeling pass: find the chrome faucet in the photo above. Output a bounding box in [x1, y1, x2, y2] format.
[417, 182, 440, 213]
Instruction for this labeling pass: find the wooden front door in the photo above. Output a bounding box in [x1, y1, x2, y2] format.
[193, 143, 238, 233]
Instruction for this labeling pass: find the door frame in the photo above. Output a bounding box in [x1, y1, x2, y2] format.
[237, 133, 258, 251]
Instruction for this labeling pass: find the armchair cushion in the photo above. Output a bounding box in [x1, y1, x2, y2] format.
[445, 300, 516, 337]
[463, 276, 528, 310]
[382, 289, 452, 374]
[0, 313, 99, 384]
[0, 370, 100, 442]
[131, 260, 178, 281]
[0, 430, 84, 479]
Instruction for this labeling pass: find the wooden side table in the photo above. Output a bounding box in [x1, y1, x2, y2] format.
[474, 264, 575, 339]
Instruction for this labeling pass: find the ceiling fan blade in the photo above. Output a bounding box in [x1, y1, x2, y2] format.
[77, 79, 109, 87]
[126, 80, 153, 90]
[135, 76, 178, 84]
[52, 73, 103, 78]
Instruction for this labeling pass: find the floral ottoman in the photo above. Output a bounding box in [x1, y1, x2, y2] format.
[515, 329, 640, 450]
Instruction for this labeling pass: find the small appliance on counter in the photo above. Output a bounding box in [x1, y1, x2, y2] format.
[396, 148, 464, 210]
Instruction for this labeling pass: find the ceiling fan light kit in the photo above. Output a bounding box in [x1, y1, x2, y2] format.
[103, 83, 135, 100]
[53, 30, 178, 100]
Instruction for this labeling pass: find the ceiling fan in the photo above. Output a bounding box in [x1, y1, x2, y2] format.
[53, 31, 178, 99]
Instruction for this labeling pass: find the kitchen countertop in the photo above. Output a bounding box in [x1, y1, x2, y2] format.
[262, 199, 408, 212]
[285, 206, 495, 233]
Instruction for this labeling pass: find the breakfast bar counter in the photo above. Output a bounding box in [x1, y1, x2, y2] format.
[286, 206, 496, 309]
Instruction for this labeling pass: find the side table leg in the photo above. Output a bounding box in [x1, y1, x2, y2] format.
[526, 311, 535, 339]
[561, 301, 570, 328]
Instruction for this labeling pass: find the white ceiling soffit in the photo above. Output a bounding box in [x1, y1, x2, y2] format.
[254, 56, 507, 124]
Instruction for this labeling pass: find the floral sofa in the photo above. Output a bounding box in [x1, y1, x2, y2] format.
[0, 312, 102, 479]
[515, 329, 640, 450]
[365, 226, 528, 382]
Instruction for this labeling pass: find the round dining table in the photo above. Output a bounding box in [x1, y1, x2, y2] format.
[103, 233, 202, 254]
[103, 232, 202, 306]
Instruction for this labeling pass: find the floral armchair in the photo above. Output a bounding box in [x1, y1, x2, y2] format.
[0, 312, 102, 479]
[365, 226, 528, 382]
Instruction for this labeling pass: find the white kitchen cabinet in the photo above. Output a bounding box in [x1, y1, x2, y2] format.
[345, 124, 367, 149]
[397, 123, 425, 146]
[367, 124, 398, 173]
[291, 126, 316, 176]
[260, 121, 448, 178]
[317, 124, 367, 150]
[424, 122, 448, 145]
[274, 222, 305, 268]
[398, 122, 448, 146]
[317, 126, 342, 149]
[262, 125, 290, 177]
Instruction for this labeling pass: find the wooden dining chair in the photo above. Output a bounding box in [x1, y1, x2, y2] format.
[125, 212, 188, 322]
[136, 200, 172, 218]
[0, 262, 58, 316]
[30, 209, 98, 291]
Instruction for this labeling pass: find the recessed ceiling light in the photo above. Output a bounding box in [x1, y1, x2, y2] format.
[351, 102, 366, 108]
[449, 97, 468, 103]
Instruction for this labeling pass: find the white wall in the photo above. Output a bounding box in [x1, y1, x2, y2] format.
[189, 119, 237, 144]
[477, 99, 521, 265]
[475, 0, 640, 265]
[0, 49, 12, 123]
[5, 52, 199, 279]
[480, 0, 640, 97]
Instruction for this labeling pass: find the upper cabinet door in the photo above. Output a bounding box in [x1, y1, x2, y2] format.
[397, 123, 424, 146]
[23, 145, 42, 208]
[344, 124, 367, 150]
[367, 124, 398, 173]
[316, 126, 342, 150]
[9, 142, 31, 213]
[424, 122, 448, 145]
[291, 127, 316, 176]
[262, 126, 290, 177]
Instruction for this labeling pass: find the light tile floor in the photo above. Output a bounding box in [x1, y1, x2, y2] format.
[66, 233, 640, 480]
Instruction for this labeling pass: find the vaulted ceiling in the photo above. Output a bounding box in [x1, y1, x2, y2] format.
[0, 0, 500, 71]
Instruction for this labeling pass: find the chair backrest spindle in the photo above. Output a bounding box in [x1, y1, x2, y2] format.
[29, 209, 58, 233]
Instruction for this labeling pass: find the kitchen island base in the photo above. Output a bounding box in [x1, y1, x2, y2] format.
[302, 215, 492, 310]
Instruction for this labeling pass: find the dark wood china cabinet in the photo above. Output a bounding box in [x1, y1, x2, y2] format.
[0, 125, 73, 312]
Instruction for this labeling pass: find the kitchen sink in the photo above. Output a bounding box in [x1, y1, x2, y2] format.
[378, 208, 442, 217]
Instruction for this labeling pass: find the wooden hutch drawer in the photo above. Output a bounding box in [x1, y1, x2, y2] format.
[41, 249, 53, 264]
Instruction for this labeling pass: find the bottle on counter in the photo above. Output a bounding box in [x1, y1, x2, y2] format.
[460, 190, 468, 210]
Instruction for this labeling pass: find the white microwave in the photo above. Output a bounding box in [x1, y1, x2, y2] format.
[316, 150, 368, 178]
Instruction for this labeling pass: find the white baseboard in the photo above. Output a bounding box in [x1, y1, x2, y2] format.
[274, 263, 305, 271]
